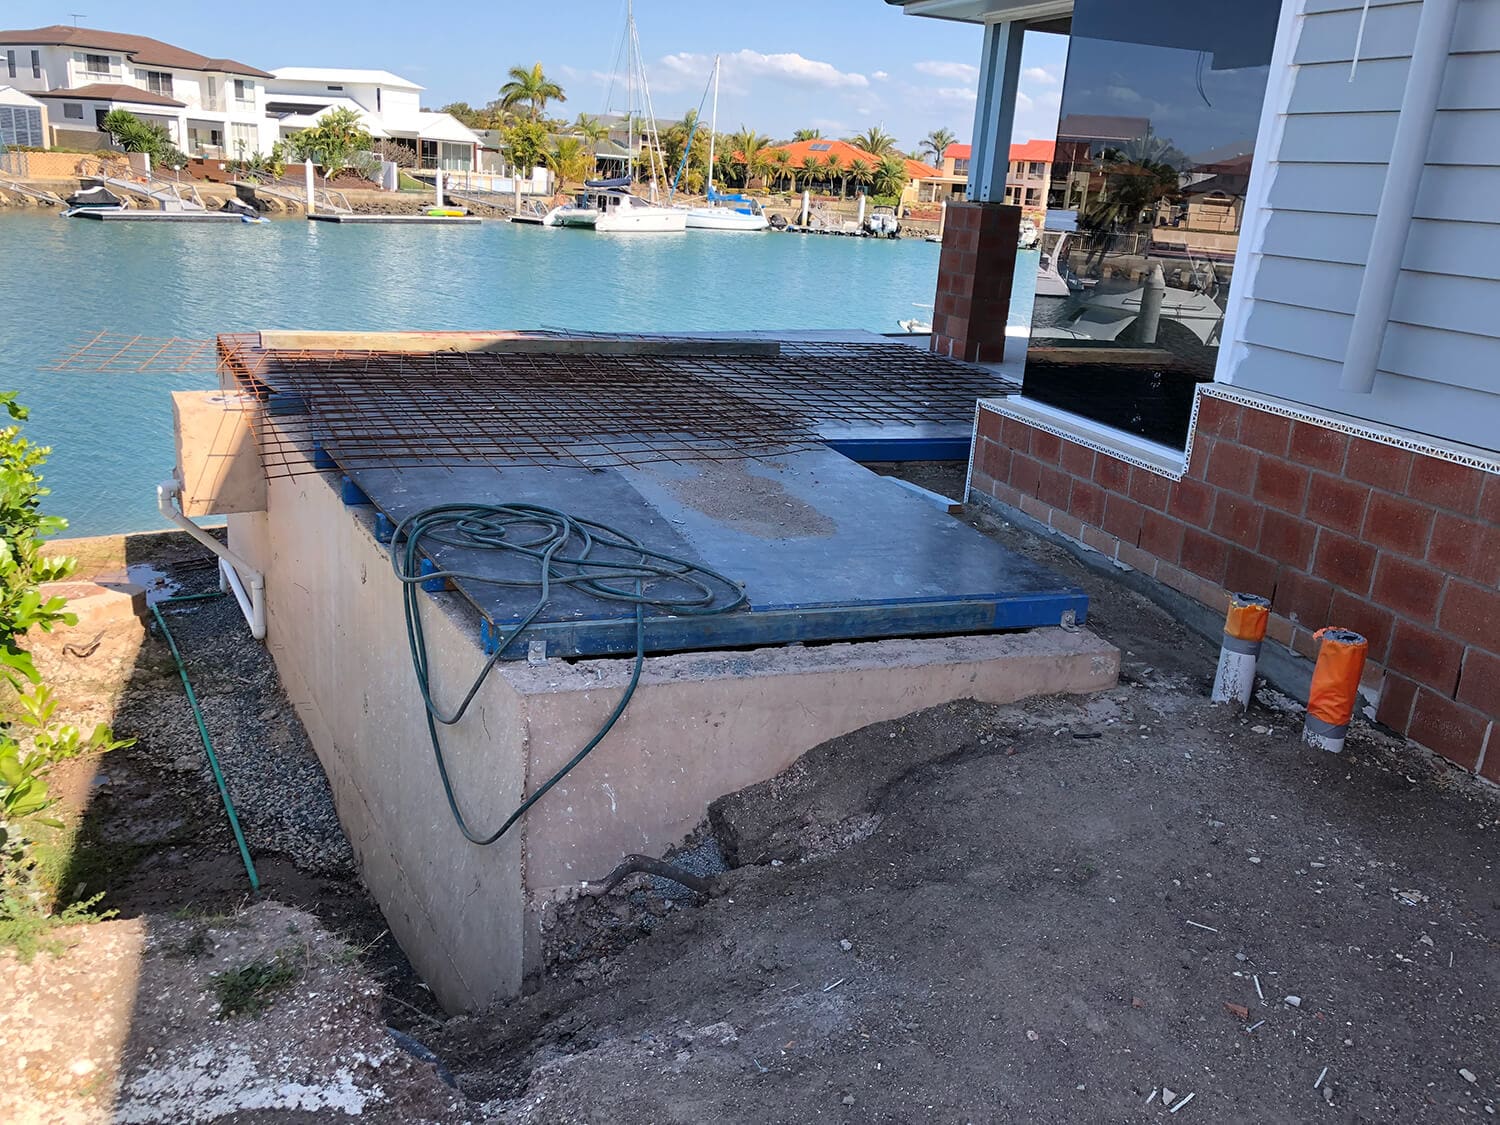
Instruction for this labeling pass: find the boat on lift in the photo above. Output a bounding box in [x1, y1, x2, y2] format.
[61, 184, 127, 217]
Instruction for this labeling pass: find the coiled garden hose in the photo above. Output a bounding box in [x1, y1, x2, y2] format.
[150, 590, 260, 891]
[389, 502, 746, 846]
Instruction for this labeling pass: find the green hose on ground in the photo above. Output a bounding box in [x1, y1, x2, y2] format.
[150, 589, 260, 891]
[390, 502, 746, 847]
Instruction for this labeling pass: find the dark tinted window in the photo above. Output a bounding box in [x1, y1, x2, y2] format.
[1022, 0, 1281, 449]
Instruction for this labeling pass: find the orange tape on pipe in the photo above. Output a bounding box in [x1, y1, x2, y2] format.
[1307, 627, 1368, 727]
[1224, 594, 1271, 643]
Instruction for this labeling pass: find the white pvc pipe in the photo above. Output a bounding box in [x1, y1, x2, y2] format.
[857, 194, 867, 228]
[1339, 0, 1461, 393]
[304, 159, 316, 216]
[157, 480, 266, 640]
[435, 166, 444, 209]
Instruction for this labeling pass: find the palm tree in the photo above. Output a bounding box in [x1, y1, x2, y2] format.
[848, 157, 875, 196]
[499, 63, 566, 123]
[573, 113, 608, 155]
[874, 154, 908, 198]
[920, 127, 956, 166]
[850, 126, 898, 158]
[824, 153, 847, 197]
[792, 127, 823, 142]
[768, 148, 793, 192]
[548, 136, 593, 189]
[730, 127, 770, 188]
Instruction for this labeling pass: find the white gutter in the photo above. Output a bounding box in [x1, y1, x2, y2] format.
[1339, 0, 1462, 393]
[157, 479, 267, 640]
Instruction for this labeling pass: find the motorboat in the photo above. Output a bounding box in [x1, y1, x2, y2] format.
[865, 206, 900, 238]
[1035, 230, 1087, 297]
[1032, 263, 1226, 346]
[897, 303, 933, 333]
[62, 184, 126, 217]
[1018, 218, 1040, 249]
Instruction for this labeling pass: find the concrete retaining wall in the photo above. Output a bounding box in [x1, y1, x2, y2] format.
[231, 469, 1118, 1011]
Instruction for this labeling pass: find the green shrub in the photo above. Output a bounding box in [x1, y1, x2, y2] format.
[0, 394, 131, 951]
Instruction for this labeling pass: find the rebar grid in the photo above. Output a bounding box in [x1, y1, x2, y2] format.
[47, 331, 220, 374]
[211, 333, 1017, 477]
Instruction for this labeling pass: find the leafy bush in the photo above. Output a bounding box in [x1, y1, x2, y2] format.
[0, 395, 130, 952]
[371, 139, 417, 169]
[99, 109, 189, 170]
[283, 107, 373, 179]
[868, 194, 901, 208]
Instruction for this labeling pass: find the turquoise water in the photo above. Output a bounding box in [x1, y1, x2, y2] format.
[0, 212, 1035, 535]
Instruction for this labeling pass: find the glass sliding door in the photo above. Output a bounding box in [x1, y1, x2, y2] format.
[1022, 0, 1282, 449]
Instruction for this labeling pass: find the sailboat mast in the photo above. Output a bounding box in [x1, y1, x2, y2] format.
[627, 0, 635, 186]
[707, 55, 719, 195]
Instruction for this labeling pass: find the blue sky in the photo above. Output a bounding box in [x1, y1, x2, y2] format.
[6, 0, 1070, 152]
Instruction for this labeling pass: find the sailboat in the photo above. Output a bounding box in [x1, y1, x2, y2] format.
[552, 1, 684, 233]
[681, 57, 770, 232]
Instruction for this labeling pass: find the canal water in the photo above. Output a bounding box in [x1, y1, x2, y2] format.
[0, 212, 1037, 535]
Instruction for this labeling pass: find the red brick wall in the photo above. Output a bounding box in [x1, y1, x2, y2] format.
[930, 202, 1020, 364]
[971, 393, 1500, 779]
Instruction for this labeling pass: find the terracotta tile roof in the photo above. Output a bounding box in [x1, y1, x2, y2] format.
[904, 156, 941, 179]
[942, 140, 1056, 164]
[0, 25, 271, 78]
[1010, 138, 1056, 163]
[33, 82, 185, 108]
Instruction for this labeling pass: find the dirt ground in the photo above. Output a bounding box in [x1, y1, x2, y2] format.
[5, 479, 1497, 1123]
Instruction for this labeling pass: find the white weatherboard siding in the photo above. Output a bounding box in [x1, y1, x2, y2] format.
[1225, 0, 1500, 453]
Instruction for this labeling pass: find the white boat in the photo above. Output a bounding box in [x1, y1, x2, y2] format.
[549, 179, 685, 232]
[596, 186, 687, 232]
[1036, 229, 1086, 298]
[1032, 262, 1226, 346]
[552, 0, 683, 234]
[684, 191, 768, 231]
[1018, 218, 1040, 248]
[865, 206, 900, 238]
[680, 57, 769, 232]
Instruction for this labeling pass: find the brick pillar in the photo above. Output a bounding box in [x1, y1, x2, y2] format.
[931, 201, 1021, 364]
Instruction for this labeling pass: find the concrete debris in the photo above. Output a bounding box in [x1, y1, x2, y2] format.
[1162, 1087, 1177, 1104]
[839, 939, 853, 952]
[1461, 1069, 1478, 1084]
[1283, 995, 1302, 1008]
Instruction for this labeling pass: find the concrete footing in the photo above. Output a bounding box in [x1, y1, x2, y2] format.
[227, 466, 1118, 1012]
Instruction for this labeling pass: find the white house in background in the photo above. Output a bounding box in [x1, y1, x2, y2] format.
[0, 85, 47, 147]
[266, 67, 480, 171]
[0, 24, 272, 157]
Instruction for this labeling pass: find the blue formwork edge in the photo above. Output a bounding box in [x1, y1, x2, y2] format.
[312, 443, 337, 470]
[341, 475, 372, 506]
[420, 558, 445, 594]
[823, 437, 972, 463]
[374, 512, 395, 543]
[480, 619, 499, 655]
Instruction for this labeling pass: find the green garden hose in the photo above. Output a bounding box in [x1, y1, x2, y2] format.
[389, 502, 746, 847]
[151, 590, 260, 891]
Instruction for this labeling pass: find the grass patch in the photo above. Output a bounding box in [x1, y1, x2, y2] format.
[0, 893, 114, 961]
[214, 949, 302, 1017]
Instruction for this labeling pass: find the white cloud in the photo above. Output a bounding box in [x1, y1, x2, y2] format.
[913, 60, 980, 84]
[1022, 65, 1059, 86]
[654, 49, 869, 95]
[872, 70, 889, 81]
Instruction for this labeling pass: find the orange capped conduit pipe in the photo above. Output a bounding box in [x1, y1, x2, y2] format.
[1210, 593, 1271, 709]
[1302, 628, 1369, 753]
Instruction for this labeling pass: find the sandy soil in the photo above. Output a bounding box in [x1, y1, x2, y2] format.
[6, 494, 1496, 1123]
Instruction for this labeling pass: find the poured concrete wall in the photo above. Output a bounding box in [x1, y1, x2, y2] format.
[229, 470, 1119, 1011]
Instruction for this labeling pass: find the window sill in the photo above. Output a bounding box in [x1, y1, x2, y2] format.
[977, 395, 1188, 480]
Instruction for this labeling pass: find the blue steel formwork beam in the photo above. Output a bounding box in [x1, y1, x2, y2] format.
[345, 450, 1088, 662]
[969, 21, 1026, 203]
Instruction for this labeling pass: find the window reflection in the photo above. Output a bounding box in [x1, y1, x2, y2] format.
[1022, 0, 1282, 449]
